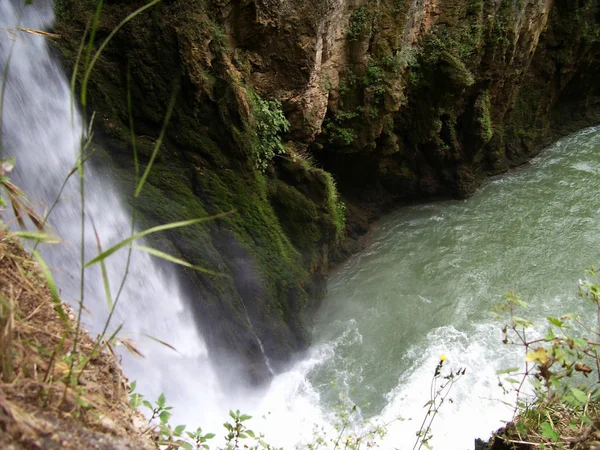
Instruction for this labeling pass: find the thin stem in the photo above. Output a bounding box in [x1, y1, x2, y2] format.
[32, 149, 95, 253]
[81, 0, 162, 107]
[412, 365, 439, 450]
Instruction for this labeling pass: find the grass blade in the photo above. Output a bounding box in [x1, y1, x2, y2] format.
[81, 0, 162, 107]
[126, 65, 139, 180]
[134, 82, 178, 198]
[119, 337, 144, 358]
[132, 244, 226, 277]
[91, 221, 113, 311]
[32, 251, 69, 325]
[84, 212, 232, 268]
[80, 0, 104, 107]
[10, 231, 60, 244]
[142, 333, 179, 353]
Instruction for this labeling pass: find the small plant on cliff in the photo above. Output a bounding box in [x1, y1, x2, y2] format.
[251, 93, 290, 172]
[494, 268, 600, 447]
[348, 7, 368, 42]
[321, 171, 346, 236]
[322, 110, 359, 147]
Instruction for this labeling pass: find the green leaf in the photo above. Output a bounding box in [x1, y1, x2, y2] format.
[85, 213, 232, 267]
[513, 317, 533, 328]
[571, 387, 589, 405]
[547, 316, 563, 327]
[91, 222, 113, 311]
[159, 410, 171, 424]
[504, 377, 521, 384]
[180, 443, 192, 450]
[157, 393, 166, 408]
[239, 414, 252, 422]
[11, 231, 60, 244]
[496, 367, 520, 375]
[540, 422, 559, 442]
[129, 393, 142, 408]
[174, 424, 186, 436]
[581, 415, 592, 425]
[142, 400, 153, 410]
[32, 251, 68, 324]
[223, 422, 233, 431]
[246, 430, 255, 438]
[132, 245, 225, 277]
[204, 433, 216, 440]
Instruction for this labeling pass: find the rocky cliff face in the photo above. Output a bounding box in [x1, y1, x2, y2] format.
[53, 0, 600, 382]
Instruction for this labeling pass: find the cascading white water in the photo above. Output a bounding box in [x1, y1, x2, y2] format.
[4, 2, 600, 450]
[0, 0, 229, 432]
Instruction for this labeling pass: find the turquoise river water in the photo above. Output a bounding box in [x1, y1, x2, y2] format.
[284, 126, 600, 448]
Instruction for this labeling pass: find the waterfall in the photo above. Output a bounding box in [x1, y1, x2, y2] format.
[0, 0, 231, 431]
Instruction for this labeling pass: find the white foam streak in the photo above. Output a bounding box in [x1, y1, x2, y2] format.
[378, 325, 521, 449]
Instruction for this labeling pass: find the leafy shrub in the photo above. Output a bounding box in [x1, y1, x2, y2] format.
[322, 110, 359, 147]
[251, 94, 290, 172]
[347, 7, 368, 41]
[363, 63, 384, 86]
[495, 267, 600, 446]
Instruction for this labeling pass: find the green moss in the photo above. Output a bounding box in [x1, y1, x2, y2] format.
[474, 91, 493, 144]
[439, 51, 474, 88]
[321, 171, 346, 236]
[268, 182, 321, 249]
[466, 0, 483, 16]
